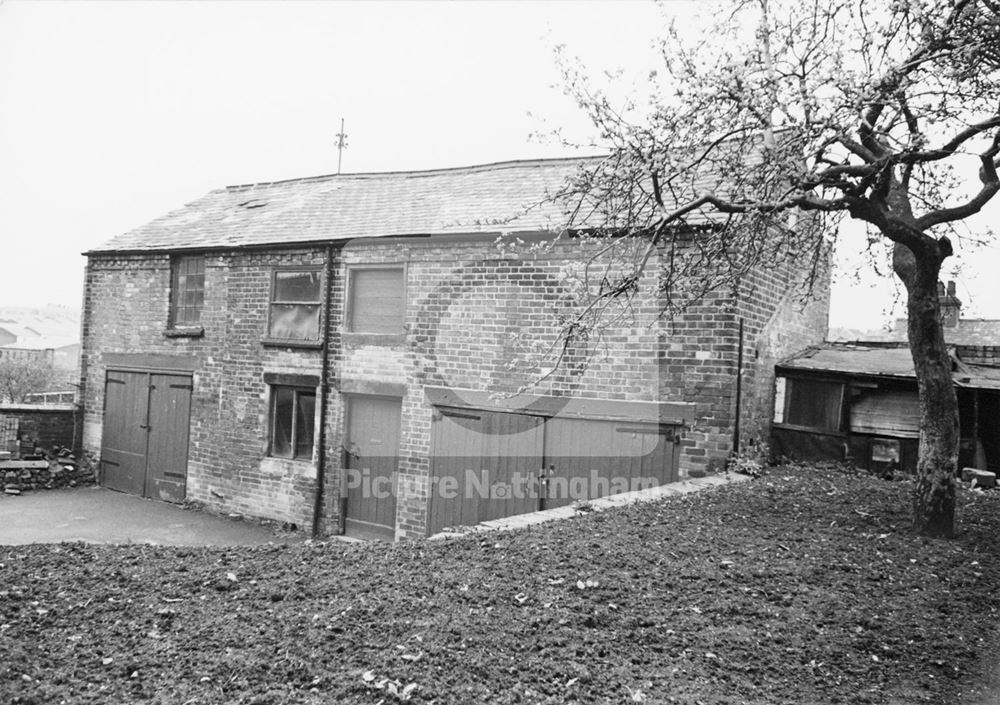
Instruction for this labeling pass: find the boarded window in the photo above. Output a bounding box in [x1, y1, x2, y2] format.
[268, 269, 322, 341]
[850, 390, 920, 438]
[270, 386, 316, 460]
[170, 256, 205, 327]
[347, 267, 405, 334]
[783, 378, 844, 432]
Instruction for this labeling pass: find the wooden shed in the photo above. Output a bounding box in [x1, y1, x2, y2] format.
[772, 345, 1000, 475]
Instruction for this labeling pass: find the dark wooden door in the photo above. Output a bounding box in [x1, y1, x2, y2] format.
[344, 396, 401, 540]
[101, 370, 192, 502]
[145, 374, 193, 502]
[101, 370, 149, 496]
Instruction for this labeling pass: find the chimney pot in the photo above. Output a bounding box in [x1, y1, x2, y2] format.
[939, 280, 962, 328]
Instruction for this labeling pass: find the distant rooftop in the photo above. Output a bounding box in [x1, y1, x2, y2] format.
[828, 280, 1000, 349]
[829, 319, 1000, 348]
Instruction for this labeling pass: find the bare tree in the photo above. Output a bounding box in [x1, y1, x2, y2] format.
[0, 355, 56, 403]
[555, 0, 1000, 536]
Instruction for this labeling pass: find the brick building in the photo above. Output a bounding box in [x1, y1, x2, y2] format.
[80, 157, 829, 539]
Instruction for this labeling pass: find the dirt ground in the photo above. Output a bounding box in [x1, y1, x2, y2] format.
[2, 464, 999, 704]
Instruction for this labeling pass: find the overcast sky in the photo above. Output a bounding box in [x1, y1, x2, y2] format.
[1, 0, 996, 329]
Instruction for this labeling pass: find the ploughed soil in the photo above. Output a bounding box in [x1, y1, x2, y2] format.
[2, 465, 1000, 705]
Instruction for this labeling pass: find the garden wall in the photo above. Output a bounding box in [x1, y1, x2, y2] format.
[0, 403, 77, 454]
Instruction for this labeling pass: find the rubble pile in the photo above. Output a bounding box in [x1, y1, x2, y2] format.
[1, 446, 96, 495]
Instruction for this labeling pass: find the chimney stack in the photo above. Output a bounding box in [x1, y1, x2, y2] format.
[940, 280, 962, 328]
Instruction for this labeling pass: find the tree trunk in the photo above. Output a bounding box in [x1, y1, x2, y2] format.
[894, 243, 958, 538]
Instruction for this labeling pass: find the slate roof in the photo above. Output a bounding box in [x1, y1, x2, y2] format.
[88, 154, 742, 254]
[88, 157, 619, 254]
[778, 344, 1000, 390]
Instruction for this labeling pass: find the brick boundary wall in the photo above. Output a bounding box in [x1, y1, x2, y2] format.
[0, 404, 78, 454]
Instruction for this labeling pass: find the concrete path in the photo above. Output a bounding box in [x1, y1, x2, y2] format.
[0, 486, 302, 546]
[430, 471, 753, 539]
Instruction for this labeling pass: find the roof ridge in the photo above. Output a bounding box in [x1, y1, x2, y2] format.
[224, 155, 606, 191]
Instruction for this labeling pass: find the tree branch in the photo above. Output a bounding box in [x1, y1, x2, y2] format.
[897, 115, 1000, 165]
[916, 129, 1000, 229]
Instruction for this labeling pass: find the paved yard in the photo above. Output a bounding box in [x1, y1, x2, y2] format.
[0, 486, 301, 546]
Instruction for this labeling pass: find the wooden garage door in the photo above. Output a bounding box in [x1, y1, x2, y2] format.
[101, 370, 192, 503]
[542, 417, 680, 509]
[428, 408, 544, 535]
[428, 408, 680, 533]
[344, 396, 401, 540]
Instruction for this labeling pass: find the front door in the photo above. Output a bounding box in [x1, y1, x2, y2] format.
[101, 370, 192, 502]
[344, 396, 401, 540]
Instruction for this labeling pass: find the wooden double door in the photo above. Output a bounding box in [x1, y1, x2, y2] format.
[427, 408, 681, 535]
[101, 369, 192, 503]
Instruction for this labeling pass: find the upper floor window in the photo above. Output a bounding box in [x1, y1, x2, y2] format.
[169, 255, 205, 327]
[268, 269, 322, 342]
[347, 266, 405, 335]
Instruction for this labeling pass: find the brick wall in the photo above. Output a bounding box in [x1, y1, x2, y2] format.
[957, 345, 1000, 366]
[737, 255, 831, 457]
[655, 239, 830, 473]
[332, 236, 668, 538]
[81, 230, 829, 538]
[0, 404, 77, 453]
[80, 249, 327, 528]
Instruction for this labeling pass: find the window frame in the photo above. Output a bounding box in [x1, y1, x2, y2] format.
[776, 375, 846, 433]
[167, 254, 206, 334]
[264, 266, 325, 347]
[268, 384, 317, 461]
[344, 263, 407, 341]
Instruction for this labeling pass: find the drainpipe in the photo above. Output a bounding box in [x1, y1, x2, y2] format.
[732, 317, 744, 459]
[312, 244, 336, 538]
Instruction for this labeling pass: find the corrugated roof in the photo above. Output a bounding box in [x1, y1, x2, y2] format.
[87, 157, 601, 253]
[959, 364, 1000, 391]
[779, 345, 919, 379]
[779, 344, 1000, 390]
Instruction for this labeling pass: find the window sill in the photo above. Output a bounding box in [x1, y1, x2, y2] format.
[342, 332, 407, 347]
[260, 455, 316, 479]
[261, 338, 324, 350]
[163, 327, 204, 339]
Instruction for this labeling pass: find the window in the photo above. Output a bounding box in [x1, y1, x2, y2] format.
[269, 386, 316, 460]
[170, 256, 205, 327]
[268, 269, 322, 341]
[347, 267, 405, 334]
[779, 377, 844, 432]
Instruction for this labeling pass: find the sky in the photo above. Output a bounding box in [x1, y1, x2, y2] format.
[0, 0, 996, 330]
